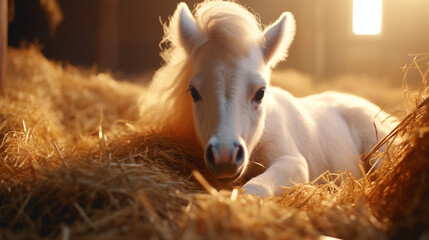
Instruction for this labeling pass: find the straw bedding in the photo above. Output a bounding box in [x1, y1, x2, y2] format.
[0, 46, 428, 239]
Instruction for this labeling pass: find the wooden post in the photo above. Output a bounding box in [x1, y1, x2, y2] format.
[0, 0, 7, 92]
[98, 0, 119, 72]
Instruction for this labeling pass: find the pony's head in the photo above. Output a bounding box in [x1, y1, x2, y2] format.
[171, 1, 295, 182]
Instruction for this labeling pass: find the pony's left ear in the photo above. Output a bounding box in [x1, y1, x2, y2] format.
[262, 12, 296, 68]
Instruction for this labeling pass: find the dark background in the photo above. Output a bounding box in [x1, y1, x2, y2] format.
[8, 0, 429, 80]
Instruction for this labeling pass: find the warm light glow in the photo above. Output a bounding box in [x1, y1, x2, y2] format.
[353, 0, 382, 35]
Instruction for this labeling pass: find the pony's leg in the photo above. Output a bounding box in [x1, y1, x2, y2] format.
[349, 111, 397, 170]
[242, 155, 309, 197]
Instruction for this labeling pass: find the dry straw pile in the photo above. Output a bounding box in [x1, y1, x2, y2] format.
[0, 47, 428, 239]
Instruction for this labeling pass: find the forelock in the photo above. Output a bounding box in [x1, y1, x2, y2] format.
[194, 1, 263, 57]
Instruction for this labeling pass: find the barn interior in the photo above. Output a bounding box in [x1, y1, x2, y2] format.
[1, 0, 428, 239]
[9, 0, 429, 80]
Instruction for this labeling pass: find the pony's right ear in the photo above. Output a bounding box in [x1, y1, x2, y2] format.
[174, 3, 203, 52]
[262, 12, 296, 68]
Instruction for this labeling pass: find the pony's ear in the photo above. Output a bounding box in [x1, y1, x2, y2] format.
[174, 2, 203, 52]
[262, 12, 296, 68]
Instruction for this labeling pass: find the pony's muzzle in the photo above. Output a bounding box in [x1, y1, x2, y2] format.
[205, 138, 247, 180]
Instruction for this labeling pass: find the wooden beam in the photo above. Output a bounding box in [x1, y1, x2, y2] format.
[0, 0, 7, 92]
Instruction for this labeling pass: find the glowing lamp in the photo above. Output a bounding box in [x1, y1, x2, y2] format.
[353, 0, 382, 35]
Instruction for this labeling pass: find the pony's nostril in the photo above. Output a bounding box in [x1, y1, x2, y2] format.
[235, 143, 245, 165]
[205, 144, 216, 166]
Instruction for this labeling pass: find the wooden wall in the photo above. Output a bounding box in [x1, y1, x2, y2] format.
[7, 0, 429, 80]
[0, 0, 6, 91]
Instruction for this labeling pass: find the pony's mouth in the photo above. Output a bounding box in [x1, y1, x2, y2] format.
[206, 162, 245, 183]
[216, 172, 243, 183]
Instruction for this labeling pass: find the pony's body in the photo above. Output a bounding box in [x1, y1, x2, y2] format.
[250, 88, 393, 195]
[140, 1, 396, 196]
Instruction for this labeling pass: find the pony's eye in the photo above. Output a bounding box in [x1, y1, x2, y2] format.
[188, 86, 202, 102]
[253, 87, 265, 104]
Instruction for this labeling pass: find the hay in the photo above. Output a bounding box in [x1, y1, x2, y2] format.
[366, 54, 429, 239]
[0, 46, 428, 239]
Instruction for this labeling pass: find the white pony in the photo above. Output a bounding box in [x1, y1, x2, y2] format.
[139, 0, 396, 196]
